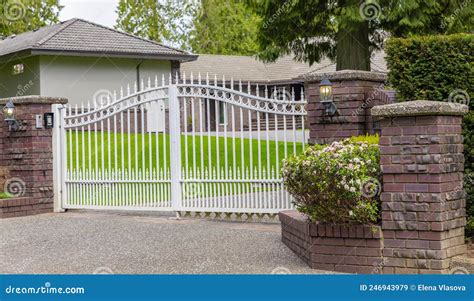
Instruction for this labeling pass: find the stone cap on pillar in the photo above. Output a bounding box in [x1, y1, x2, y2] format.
[301, 69, 387, 83]
[371, 100, 468, 118]
[0, 95, 68, 105]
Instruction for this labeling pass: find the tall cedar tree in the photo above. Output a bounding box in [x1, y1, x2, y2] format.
[250, 0, 474, 70]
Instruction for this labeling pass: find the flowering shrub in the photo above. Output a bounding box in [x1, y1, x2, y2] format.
[282, 137, 381, 224]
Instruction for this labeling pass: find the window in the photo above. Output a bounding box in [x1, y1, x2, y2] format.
[12, 64, 24, 75]
[271, 87, 291, 101]
[218, 102, 226, 125]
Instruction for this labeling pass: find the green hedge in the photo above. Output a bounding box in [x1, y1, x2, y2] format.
[385, 34, 473, 103]
[386, 33, 474, 239]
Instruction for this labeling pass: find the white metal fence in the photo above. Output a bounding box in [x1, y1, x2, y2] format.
[53, 73, 307, 214]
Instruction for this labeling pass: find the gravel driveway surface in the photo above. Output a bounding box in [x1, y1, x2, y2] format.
[0, 211, 333, 274]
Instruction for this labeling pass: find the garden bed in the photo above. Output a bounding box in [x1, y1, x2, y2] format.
[279, 210, 384, 274]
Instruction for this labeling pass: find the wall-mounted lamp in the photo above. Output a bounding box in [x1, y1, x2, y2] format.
[2, 100, 19, 131]
[319, 78, 338, 116]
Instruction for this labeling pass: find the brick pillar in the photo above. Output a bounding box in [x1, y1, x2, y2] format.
[372, 100, 469, 274]
[304, 70, 395, 145]
[0, 96, 67, 218]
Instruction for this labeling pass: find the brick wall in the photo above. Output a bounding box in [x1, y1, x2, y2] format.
[0, 96, 67, 218]
[280, 210, 384, 274]
[0, 197, 53, 218]
[304, 70, 395, 145]
[280, 100, 469, 274]
[374, 100, 468, 274]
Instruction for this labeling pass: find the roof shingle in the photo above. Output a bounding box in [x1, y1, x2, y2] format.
[0, 18, 196, 61]
[181, 52, 387, 83]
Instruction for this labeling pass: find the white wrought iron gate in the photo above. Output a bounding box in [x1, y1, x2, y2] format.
[54, 73, 307, 214]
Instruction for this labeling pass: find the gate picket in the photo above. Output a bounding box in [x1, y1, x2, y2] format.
[56, 72, 306, 214]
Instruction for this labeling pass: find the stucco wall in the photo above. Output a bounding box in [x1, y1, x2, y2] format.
[0, 56, 41, 98]
[39, 56, 172, 106]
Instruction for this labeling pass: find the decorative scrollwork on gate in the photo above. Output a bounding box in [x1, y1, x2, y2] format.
[64, 87, 169, 128]
[176, 84, 306, 116]
[58, 72, 306, 214]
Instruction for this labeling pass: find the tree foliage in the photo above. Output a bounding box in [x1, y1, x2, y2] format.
[249, 0, 474, 70]
[115, 0, 261, 55]
[189, 0, 261, 55]
[115, 0, 197, 50]
[0, 0, 62, 39]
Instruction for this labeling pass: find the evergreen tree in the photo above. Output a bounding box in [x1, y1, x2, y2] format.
[0, 0, 63, 39]
[250, 0, 474, 70]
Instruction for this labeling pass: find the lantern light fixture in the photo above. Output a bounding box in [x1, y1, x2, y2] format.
[2, 100, 19, 131]
[319, 78, 338, 116]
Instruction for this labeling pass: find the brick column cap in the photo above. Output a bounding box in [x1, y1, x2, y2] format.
[301, 69, 387, 83]
[371, 100, 468, 118]
[0, 95, 68, 105]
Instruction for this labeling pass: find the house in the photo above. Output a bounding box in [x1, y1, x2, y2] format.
[182, 52, 387, 85]
[0, 18, 196, 131]
[0, 18, 388, 132]
[0, 18, 197, 103]
[181, 53, 387, 130]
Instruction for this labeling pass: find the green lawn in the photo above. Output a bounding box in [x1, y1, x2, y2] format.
[66, 132, 303, 205]
[67, 132, 304, 175]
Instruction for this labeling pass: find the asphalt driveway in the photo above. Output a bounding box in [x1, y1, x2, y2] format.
[0, 211, 332, 274]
